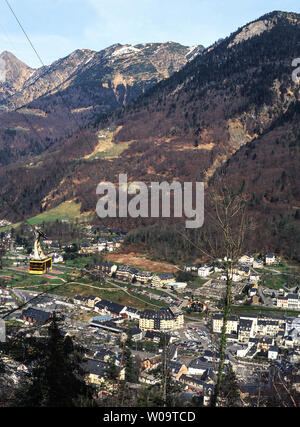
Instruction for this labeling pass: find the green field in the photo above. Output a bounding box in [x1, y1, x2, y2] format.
[27, 201, 82, 225]
[230, 304, 299, 317]
[188, 277, 208, 289]
[0, 222, 21, 232]
[65, 255, 97, 269]
[6, 270, 67, 289]
[0, 201, 83, 232]
[261, 272, 299, 290]
[88, 141, 131, 160]
[261, 274, 288, 289]
[7, 273, 169, 311]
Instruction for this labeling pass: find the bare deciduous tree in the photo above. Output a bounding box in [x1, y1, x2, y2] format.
[178, 184, 254, 407]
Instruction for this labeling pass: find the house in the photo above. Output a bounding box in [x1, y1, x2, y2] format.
[97, 238, 107, 252]
[87, 295, 101, 309]
[239, 254, 254, 264]
[203, 350, 229, 364]
[234, 295, 246, 304]
[141, 355, 162, 371]
[221, 272, 242, 282]
[249, 272, 260, 283]
[188, 358, 214, 376]
[265, 253, 276, 265]
[93, 349, 116, 362]
[135, 271, 153, 284]
[123, 306, 141, 321]
[167, 361, 188, 381]
[214, 264, 224, 273]
[248, 285, 258, 298]
[152, 273, 176, 288]
[106, 240, 115, 252]
[43, 239, 53, 246]
[94, 300, 127, 319]
[202, 351, 215, 362]
[251, 295, 260, 305]
[139, 372, 160, 385]
[184, 264, 199, 273]
[285, 317, 300, 342]
[257, 319, 279, 337]
[115, 266, 138, 282]
[212, 314, 239, 335]
[169, 344, 178, 361]
[180, 374, 214, 394]
[129, 327, 143, 342]
[21, 308, 53, 326]
[236, 344, 251, 358]
[253, 259, 264, 269]
[96, 262, 117, 276]
[238, 319, 255, 342]
[201, 368, 216, 385]
[145, 330, 161, 343]
[268, 346, 279, 360]
[74, 295, 89, 307]
[284, 336, 295, 348]
[82, 358, 125, 385]
[198, 265, 213, 278]
[277, 293, 300, 310]
[277, 295, 288, 309]
[139, 308, 184, 332]
[244, 343, 259, 359]
[235, 265, 250, 278]
[286, 294, 300, 310]
[257, 336, 274, 351]
[112, 236, 122, 248]
[79, 242, 92, 254]
[240, 315, 258, 332]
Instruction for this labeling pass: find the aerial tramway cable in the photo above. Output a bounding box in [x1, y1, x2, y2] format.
[0, 0, 98, 227]
[0, 0, 99, 316]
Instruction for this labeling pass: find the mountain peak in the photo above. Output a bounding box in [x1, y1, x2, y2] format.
[259, 10, 300, 21]
[0, 50, 16, 59]
[227, 10, 300, 49]
[0, 51, 33, 93]
[0, 50, 32, 68]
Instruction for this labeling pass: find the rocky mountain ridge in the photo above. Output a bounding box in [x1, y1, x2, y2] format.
[0, 11, 299, 259]
[0, 42, 204, 112]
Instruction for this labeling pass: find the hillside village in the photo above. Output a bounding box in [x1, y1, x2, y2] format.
[0, 6, 299, 408]
[0, 221, 300, 406]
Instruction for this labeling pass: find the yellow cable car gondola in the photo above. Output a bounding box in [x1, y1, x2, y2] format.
[29, 228, 52, 275]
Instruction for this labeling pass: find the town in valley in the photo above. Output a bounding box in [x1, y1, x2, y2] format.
[0, 219, 299, 407]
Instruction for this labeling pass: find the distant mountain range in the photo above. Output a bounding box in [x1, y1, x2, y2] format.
[0, 42, 204, 165]
[0, 42, 204, 112]
[0, 10, 299, 259]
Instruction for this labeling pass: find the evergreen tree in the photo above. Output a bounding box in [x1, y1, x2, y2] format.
[13, 315, 96, 407]
[106, 355, 118, 382]
[124, 337, 139, 383]
[219, 364, 241, 407]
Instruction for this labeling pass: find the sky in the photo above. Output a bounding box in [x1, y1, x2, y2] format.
[0, 0, 299, 68]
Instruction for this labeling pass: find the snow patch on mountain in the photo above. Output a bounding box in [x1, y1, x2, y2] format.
[111, 46, 141, 57]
